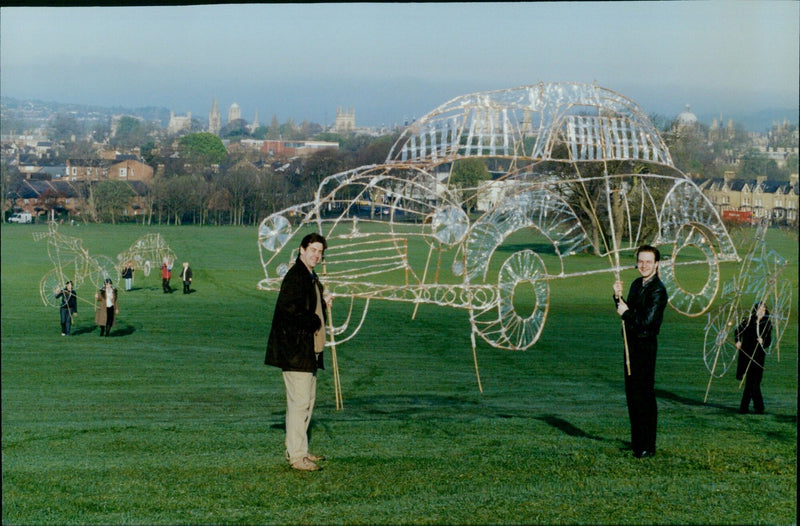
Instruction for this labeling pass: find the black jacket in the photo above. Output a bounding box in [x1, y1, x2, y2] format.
[265, 257, 326, 372]
[620, 275, 668, 340]
[735, 313, 772, 380]
[56, 289, 77, 314]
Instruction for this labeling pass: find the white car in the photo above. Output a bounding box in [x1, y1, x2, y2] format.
[9, 212, 32, 224]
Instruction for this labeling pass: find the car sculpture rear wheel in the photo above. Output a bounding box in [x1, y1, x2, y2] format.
[659, 223, 720, 317]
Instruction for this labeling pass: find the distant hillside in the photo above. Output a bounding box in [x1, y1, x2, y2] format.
[1, 97, 173, 127]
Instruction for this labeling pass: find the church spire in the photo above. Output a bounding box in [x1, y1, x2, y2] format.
[209, 97, 221, 135]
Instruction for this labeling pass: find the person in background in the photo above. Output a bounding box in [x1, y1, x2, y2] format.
[180, 262, 193, 294]
[122, 263, 134, 291]
[265, 233, 332, 472]
[95, 278, 119, 336]
[161, 260, 172, 293]
[613, 245, 668, 459]
[55, 280, 77, 336]
[735, 302, 772, 414]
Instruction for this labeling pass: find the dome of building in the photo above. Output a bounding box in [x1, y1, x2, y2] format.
[227, 102, 242, 123]
[677, 104, 698, 127]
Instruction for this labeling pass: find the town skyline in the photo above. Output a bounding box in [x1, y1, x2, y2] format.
[2, 2, 798, 128]
[2, 91, 796, 137]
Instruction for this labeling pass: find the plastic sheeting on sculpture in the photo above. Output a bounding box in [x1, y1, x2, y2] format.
[257, 82, 741, 395]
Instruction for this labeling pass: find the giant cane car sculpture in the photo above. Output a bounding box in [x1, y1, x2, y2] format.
[257, 82, 741, 396]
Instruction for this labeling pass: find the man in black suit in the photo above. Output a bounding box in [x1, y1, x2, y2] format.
[613, 245, 668, 459]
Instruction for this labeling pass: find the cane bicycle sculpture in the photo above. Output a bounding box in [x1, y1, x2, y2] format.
[702, 221, 791, 401]
[258, 82, 740, 398]
[115, 233, 177, 279]
[35, 221, 119, 308]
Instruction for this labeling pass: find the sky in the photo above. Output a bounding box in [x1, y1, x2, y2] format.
[1, 2, 798, 128]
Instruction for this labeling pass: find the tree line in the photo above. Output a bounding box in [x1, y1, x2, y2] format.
[2, 111, 797, 227]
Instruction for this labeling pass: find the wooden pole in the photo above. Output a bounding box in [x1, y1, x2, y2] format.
[326, 303, 343, 410]
[470, 329, 483, 393]
[617, 287, 632, 376]
[703, 354, 719, 403]
[603, 167, 631, 378]
[321, 259, 343, 410]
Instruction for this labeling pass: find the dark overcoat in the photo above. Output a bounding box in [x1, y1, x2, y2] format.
[265, 257, 326, 372]
[735, 312, 772, 381]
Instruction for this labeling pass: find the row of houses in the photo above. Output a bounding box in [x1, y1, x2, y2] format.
[7, 178, 150, 221]
[6, 159, 799, 227]
[698, 172, 799, 225]
[63, 157, 154, 182]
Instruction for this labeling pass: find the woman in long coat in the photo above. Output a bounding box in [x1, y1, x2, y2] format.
[95, 279, 119, 336]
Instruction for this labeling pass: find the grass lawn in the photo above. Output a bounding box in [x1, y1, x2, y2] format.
[2, 222, 797, 525]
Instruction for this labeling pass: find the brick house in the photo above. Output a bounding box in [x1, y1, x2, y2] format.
[8, 178, 152, 222]
[108, 158, 154, 182]
[10, 156, 154, 221]
[7, 179, 84, 219]
[65, 158, 153, 182]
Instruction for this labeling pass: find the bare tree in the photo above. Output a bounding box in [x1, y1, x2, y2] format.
[92, 181, 134, 224]
[221, 161, 258, 225]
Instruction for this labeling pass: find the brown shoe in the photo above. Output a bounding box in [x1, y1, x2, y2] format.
[306, 453, 326, 462]
[290, 457, 321, 471]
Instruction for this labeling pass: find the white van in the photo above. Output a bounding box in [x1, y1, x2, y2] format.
[8, 212, 33, 224]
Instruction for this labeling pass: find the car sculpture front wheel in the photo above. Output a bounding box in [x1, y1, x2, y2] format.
[470, 249, 549, 350]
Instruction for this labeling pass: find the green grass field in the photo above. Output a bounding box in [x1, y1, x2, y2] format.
[2, 222, 797, 525]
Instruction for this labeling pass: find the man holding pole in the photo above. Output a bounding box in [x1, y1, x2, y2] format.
[265, 233, 331, 472]
[613, 245, 668, 459]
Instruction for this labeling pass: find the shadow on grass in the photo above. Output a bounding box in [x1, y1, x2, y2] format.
[533, 414, 605, 441]
[315, 395, 610, 442]
[772, 414, 797, 424]
[70, 324, 136, 337]
[70, 325, 97, 336]
[340, 394, 484, 418]
[122, 285, 161, 292]
[655, 389, 739, 413]
[109, 325, 136, 336]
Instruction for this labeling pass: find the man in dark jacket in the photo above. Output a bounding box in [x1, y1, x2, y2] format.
[55, 280, 77, 335]
[613, 245, 668, 459]
[265, 233, 330, 471]
[735, 302, 772, 414]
